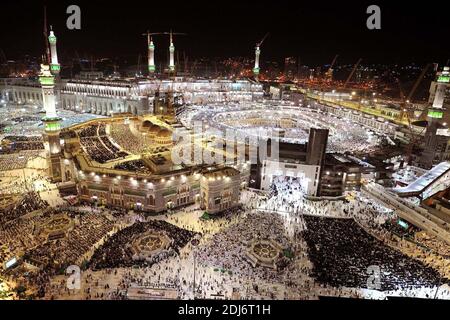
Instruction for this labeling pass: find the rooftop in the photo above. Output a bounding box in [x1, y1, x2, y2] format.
[394, 161, 450, 196]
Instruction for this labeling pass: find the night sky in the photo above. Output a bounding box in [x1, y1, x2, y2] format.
[1, 0, 450, 65]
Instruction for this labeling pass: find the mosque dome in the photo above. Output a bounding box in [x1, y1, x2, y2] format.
[148, 124, 161, 134]
[157, 128, 172, 138]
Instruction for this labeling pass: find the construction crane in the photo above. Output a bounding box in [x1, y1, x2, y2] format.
[324, 54, 338, 81]
[253, 33, 269, 77]
[43, 6, 51, 64]
[74, 51, 86, 71]
[136, 54, 141, 77]
[256, 32, 270, 48]
[397, 63, 431, 165]
[343, 58, 362, 88]
[0, 49, 6, 64]
[398, 63, 431, 122]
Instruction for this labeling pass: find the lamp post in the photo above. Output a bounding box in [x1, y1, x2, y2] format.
[191, 238, 199, 300]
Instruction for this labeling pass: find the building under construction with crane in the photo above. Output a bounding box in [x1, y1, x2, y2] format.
[0, 25, 264, 118]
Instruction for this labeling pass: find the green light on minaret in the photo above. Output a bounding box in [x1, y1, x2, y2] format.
[48, 35, 57, 44]
[437, 75, 450, 83]
[253, 67, 260, 75]
[149, 65, 156, 72]
[428, 110, 443, 119]
[44, 120, 61, 131]
[50, 64, 61, 72]
[39, 75, 55, 86]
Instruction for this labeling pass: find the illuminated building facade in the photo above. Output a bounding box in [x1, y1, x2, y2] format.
[420, 67, 450, 169]
[1, 78, 263, 115]
[59, 117, 242, 214]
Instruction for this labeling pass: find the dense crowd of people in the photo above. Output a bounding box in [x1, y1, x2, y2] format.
[0, 206, 117, 297]
[78, 123, 128, 163]
[0, 100, 449, 301]
[302, 215, 449, 291]
[0, 151, 39, 170]
[25, 210, 115, 270]
[110, 123, 154, 154]
[197, 211, 292, 282]
[88, 220, 197, 270]
[178, 103, 383, 155]
[0, 191, 48, 224]
[1, 136, 44, 153]
[114, 160, 152, 174]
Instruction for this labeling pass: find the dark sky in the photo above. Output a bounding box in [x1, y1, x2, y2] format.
[1, 0, 450, 65]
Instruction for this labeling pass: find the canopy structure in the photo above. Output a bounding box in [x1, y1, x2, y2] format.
[393, 162, 450, 197]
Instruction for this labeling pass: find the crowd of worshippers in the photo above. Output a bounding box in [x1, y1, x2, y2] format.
[110, 123, 153, 154]
[59, 130, 77, 139]
[0, 214, 43, 268]
[24, 211, 114, 269]
[197, 211, 292, 282]
[0, 205, 116, 297]
[88, 220, 197, 270]
[0, 151, 37, 170]
[301, 215, 449, 291]
[9, 116, 41, 123]
[114, 160, 152, 174]
[78, 123, 128, 163]
[0, 191, 48, 224]
[1, 136, 44, 153]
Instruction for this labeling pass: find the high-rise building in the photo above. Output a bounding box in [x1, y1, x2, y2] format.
[284, 57, 297, 79]
[420, 67, 450, 169]
[306, 128, 329, 166]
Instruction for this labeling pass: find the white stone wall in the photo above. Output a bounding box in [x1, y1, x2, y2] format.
[260, 159, 320, 196]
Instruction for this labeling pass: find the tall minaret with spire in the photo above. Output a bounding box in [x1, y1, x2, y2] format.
[169, 31, 175, 73]
[39, 60, 62, 182]
[148, 33, 156, 74]
[48, 26, 60, 75]
[253, 45, 261, 77]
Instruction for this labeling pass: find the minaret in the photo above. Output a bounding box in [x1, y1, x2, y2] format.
[48, 27, 60, 75]
[148, 34, 156, 74]
[39, 63, 62, 182]
[253, 45, 261, 77]
[420, 66, 450, 169]
[169, 31, 175, 73]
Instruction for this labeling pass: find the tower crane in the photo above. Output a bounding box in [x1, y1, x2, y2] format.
[43, 6, 51, 64]
[324, 54, 338, 82]
[343, 58, 362, 88]
[0, 49, 7, 64]
[396, 63, 431, 165]
[397, 63, 430, 122]
[253, 32, 270, 78]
